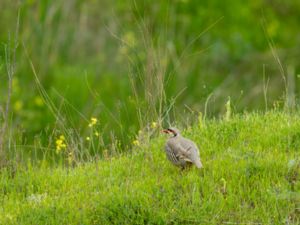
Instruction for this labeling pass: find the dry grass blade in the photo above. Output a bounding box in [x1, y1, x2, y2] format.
[0, 9, 20, 168]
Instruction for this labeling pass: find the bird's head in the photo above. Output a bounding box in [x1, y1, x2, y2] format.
[162, 127, 180, 137]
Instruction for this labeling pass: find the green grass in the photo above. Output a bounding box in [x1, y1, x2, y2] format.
[2, 0, 300, 150]
[1, 1, 300, 223]
[1, 111, 300, 224]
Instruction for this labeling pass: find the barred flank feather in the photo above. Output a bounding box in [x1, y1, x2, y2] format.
[165, 145, 180, 165]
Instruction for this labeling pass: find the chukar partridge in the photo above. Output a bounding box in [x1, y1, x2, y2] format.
[162, 127, 203, 169]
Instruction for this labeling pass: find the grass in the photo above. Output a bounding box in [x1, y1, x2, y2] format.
[1, 1, 300, 224]
[2, 0, 300, 151]
[1, 111, 299, 224]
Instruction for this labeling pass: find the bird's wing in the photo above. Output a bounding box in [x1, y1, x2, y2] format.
[178, 155, 193, 163]
[175, 144, 193, 162]
[177, 142, 192, 155]
[178, 138, 200, 155]
[177, 139, 202, 168]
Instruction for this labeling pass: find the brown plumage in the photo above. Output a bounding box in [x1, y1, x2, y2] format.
[163, 127, 203, 169]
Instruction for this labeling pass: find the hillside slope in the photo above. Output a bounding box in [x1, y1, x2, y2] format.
[1, 112, 300, 224]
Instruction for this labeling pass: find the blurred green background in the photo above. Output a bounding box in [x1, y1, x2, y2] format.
[0, 0, 300, 154]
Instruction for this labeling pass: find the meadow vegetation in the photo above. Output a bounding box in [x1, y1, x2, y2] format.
[1, 112, 300, 224]
[1, 0, 300, 154]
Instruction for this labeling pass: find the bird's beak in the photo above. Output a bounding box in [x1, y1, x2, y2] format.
[162, 129, 169, 134]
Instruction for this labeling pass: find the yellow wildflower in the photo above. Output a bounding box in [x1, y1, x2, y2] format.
[59, 135, 65, 141]
[94, 131, 99, 137]
[151, 122, 157, 129]
[86, 137, 90, 141]
[88, 117, 98, 127]
[13, 100, 23, 112]
[132, 140, 140, 146]
[56, 135, 66, 153]
[34, 96, 44, 107]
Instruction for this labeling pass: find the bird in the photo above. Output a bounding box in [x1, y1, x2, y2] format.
[162, 127, 203, 169]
